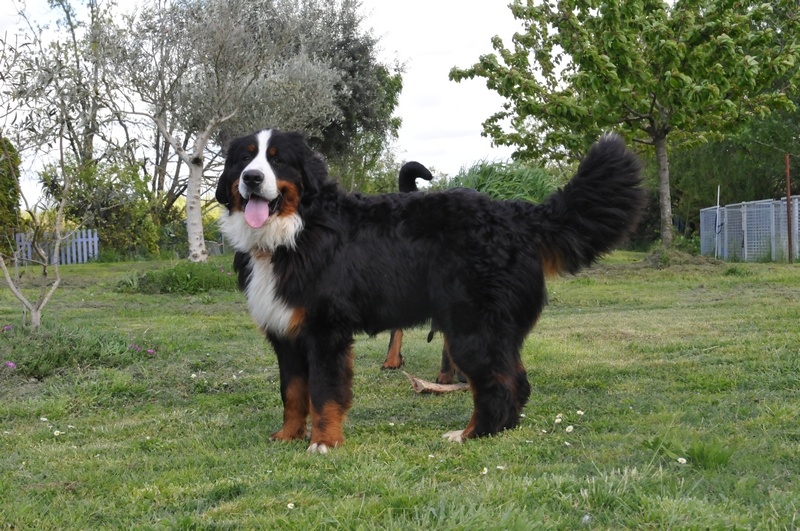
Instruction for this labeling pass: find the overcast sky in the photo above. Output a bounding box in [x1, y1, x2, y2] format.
[1, 0, 522, 200]
[362, 0, 520, 175]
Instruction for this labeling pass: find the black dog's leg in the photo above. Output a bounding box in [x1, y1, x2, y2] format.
[381, 329, 404, 369]
[435, 336, 466, 384]
[268, 334, 310, 442]
[435, 336, 456, 384]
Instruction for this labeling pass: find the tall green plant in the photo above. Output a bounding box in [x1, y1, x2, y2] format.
[0, 136, 21, 256]
[443, 159, 560, 203]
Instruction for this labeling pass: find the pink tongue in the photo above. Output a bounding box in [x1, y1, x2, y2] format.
[244, 197, 270, 228]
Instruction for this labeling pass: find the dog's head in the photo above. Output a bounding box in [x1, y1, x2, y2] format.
[216, 129, 328, 252]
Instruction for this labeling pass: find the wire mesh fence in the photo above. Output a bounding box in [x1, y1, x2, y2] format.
[700, 197, 799, 262]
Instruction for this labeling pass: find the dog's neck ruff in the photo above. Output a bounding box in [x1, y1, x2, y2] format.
[220, 210, 304, 253]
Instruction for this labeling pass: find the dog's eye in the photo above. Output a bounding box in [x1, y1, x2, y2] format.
[270, 155, 282, 164]
[241, 154, 252, 162]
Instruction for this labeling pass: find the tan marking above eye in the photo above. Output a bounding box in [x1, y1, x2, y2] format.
[247, 144, 256, 152]
[268, 147, 278, 157]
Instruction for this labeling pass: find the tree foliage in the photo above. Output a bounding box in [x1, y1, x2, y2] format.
[41, 161, 161, 258]
[451, 0, 800, 246]
[110, 0, 400, 261]
[670, 97, 800, 231]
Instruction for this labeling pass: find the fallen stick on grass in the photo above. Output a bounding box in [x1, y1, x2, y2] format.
[402, 371, 469, 394]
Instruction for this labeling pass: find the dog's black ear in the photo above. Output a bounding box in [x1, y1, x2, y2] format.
[215, 165, 232, 207]
[285, 131, 327, 197]
[216, 139, 241, 207]
[301, 149, 328, 197]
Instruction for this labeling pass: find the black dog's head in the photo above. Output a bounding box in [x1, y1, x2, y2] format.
[216, 129, 328, 252]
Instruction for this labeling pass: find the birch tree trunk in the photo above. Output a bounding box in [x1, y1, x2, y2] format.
[152, 116, 232, 262]
[185, 157, 208, 262]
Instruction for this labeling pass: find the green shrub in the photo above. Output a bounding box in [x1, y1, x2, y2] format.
[116, 259, 237, 294]
[672, 234, 701, 255]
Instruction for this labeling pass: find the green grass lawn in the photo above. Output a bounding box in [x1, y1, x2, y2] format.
[1, 254, 799, 529]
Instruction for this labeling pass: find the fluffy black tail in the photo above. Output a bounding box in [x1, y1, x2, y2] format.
[534, 133, 644, 276]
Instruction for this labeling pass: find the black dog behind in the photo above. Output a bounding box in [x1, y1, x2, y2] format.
[381, 160, 433, 371]
[216, 129, 643, 453]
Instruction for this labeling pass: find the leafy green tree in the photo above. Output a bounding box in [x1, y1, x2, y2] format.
[671, 99, 800, 231]
[451, 0, 800, 246]
[0, 136, 21, 257]
[301, 1, 404, 182]
[325, 67, 403, 192]
[41, 161, 160, 259]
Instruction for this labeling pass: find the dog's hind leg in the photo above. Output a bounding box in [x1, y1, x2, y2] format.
[442, 335, 530, 443]
[435, 336, 456, 384]
[381, 329, 404, 369]
[268, 335, 310, 442]
[435, 336, 467, 384]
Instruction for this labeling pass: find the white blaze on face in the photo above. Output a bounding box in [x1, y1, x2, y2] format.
[219, 129, 304, 253]
[239, 130, 280, 229]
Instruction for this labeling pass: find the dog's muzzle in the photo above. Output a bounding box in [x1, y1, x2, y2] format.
[240, 170, 282, 229]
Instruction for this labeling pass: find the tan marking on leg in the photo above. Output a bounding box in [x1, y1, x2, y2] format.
[308, 349, 353, 452]
[309, 401, 347, 451]
[442, 375, 478, 443]
[542, 254, 563, 278]
[381, 329, 404, 369]
[436, 336, 455, 384]
[271, 377, 309, 441]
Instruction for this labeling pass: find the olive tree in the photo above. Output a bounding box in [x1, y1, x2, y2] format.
[114, 0, 343, 261]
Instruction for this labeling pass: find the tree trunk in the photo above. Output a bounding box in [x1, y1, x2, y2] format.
[30, 309, 42, 329]
[654, 135, 674, 247]
[185, 160, 208, 262]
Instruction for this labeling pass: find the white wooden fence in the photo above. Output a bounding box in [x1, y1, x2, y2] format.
[14, 229, 99, 265]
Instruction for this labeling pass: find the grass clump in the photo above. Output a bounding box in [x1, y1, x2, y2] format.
[0, 323, 155, 380]
[116, 258, 237, 294]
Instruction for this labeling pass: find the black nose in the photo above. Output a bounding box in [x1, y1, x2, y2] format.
[242, 170, 264, 189]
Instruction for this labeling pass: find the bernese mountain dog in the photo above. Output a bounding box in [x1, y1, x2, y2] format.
[216, 129, 643, 453]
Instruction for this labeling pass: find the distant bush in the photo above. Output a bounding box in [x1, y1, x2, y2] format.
[440, 159, 561, 203]
[672, 234, 701, 255]
[116, 260, 237, 294]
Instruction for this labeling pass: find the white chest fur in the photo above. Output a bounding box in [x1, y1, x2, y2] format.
[245, 256, 295, 337]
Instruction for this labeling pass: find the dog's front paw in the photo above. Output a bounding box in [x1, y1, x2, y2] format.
[442, 430, 466, 443]
[270, 426, 306, 441]
[307, 442, 331, 454]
